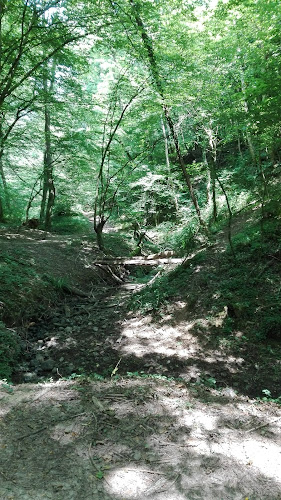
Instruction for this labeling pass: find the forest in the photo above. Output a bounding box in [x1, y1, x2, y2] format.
[0, 0, 281, 498]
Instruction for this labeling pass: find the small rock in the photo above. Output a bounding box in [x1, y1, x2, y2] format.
[221, 387, 237, 399]
[23, 372, 38, 382]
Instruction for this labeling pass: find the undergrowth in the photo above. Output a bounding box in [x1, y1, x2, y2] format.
[129, 215, 281, 342]
[52, 214, 92, 234]
[0, 250, 62, 325]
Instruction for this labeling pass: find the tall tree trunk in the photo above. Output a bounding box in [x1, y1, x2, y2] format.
[203, 127, 218, 222]
[161, 118, 179, 214]
[204, 150, 217, 222]
[240, 72, 256, 165]
[40, 61, 56, 230]
[0, 153, 9, 210]
[94, 218, 106, 252]
[0, 5, 6, 221]
[216, 175, 235, 258]
[209, 159, 217, 222]
[0, 119, 10, 213]
[130, 0, 207, 231]
[0, 190, 4, 222]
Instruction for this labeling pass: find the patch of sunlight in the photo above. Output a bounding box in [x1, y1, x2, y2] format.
[0, 406, 9, 417]
[174, 301, 186, 309]
[180, 410, 218, 432]
[104, 466, 186, 499]
[212, 437, 281, 483]
[105, 467, 154, 498]
[45, 336, 60, 348]
[120, 321, 199, 359]
[33, 381, 78, 401]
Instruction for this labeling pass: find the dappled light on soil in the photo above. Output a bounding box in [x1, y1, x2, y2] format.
[1, 379, 281, 499]
[120, 315, 200, 359]
[104, 467, 179, 499]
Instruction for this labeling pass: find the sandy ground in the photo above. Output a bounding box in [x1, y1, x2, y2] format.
[1, 378, 281, 500]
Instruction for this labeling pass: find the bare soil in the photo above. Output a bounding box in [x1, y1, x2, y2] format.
[1, 226, 281, 499]
[1, 378, 281, 500]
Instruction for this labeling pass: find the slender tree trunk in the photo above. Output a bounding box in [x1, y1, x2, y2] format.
[236, 124, 243, 158]
[40, 61, 56, 230]
[45, 176, 55, 231]
[94, 219, 106, 252]
[130, 0, 207, 232]
[240, 72, 256, 165]
[161, 118, 179, 214]
[204, 150, 217, 222]
[25, 177, 42, 222]
[0, 118, 10, 212]
[216, 175, 235, 258]
[210, 159, 217, 222]
[0, 8, 7, 221]
[0, 153, 9, 208]
[204, 127, 218, 222]
[0, 190, 4, 221]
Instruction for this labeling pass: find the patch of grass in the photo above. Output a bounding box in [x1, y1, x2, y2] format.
[257, 389, 281, 405]
[0, 250, 63, 325]
[52, 214, 92, 235]
[129, 264, 193, 312]
[159, 220, 207, 255]
[102, 232, 135, 257]
[130, 213, 281, 348]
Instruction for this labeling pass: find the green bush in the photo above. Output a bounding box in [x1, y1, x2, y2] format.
[163, 221, 204, 255]
[257, 312, 281, 340]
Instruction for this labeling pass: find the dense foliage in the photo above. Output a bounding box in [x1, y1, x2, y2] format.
[0, 0, 279, 238]
[0, 0, 281, 379]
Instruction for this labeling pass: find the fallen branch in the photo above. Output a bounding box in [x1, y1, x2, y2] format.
[246, 416, 281, 433]
[94, 263, 124, 284]
[146, 270, 163, 286]
[18, 412, 87, 440]
[94, 258, 183, 266]
[126, 469, 165, 475]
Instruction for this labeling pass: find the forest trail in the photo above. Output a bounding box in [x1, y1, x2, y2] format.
[1, 227, 281, 499]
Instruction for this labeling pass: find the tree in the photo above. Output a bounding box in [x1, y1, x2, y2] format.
[126, 0, 207, 231]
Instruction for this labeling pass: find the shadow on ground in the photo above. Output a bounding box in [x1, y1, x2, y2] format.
[1, 378, 281, 500]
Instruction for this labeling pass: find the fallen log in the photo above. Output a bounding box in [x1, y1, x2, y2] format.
[93, 258, 183, 266]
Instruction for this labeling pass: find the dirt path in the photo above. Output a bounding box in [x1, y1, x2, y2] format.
[1, 226, 281, 499]
[3, 279, 281, 500]
[1, 375, 281, 500]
